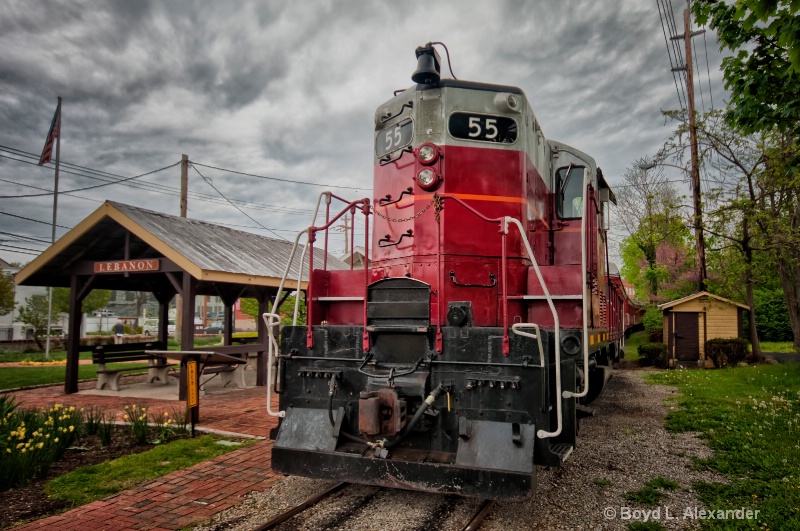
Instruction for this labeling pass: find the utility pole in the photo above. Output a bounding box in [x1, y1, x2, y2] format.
[180, 154, 188, 217]
[176, 154, 188, 341]
[673, 8, 707, 291]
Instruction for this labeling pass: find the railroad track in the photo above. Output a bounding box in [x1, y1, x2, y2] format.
[252, 483, 496, 531]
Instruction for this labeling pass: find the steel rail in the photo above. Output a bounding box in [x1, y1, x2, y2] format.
[462, 499, 496, 531]
[252, 482, 349, 531]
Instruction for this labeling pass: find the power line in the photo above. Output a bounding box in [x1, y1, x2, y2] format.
[0, 156, 181, 198]
[0, 210, 72, 229]
[191, 164, 287, 240]
[0, 177, 102, 204]
[0, 145, 317, 216]
[191, 161, 372, 192]
[702, 28, 715, 110]
[0, 230, 51, 244]
[656, 0, 687, 110]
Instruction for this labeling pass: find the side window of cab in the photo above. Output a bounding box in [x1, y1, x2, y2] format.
[556, 166, 585, 219]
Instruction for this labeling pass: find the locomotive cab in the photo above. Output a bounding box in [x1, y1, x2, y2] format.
[267, 43, 627, 501]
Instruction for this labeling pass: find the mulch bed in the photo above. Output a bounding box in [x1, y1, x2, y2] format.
[1, 432, 154, 529]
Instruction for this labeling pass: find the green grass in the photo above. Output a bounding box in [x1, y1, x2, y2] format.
[45, 435, 254, 506]
[624, 476, 680, 506]
[0, 363, 151, 391]
[0, 334, 253, 391]
[622, 331, 649, 361]
[627, 522, 666, 531]
[647, 364, 800, 529]
[759, 341, 798, 353]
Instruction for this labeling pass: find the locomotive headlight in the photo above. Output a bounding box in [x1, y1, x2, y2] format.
[417, 168, 441, 190]
[494, 92, 521, 113]
[416, 143, 440, 165]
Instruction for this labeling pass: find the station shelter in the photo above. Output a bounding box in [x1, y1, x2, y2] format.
[15, 200, 346, 394]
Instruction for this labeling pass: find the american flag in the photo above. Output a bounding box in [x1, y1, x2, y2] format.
[37, 98, 61, 166]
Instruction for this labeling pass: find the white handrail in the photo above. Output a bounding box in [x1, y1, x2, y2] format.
[262, 312, 285, 418]
[564, 169, 591, 399]
[504, 217, 562, 439]
[510, 322, 545, 367]
[271, 192, 330, 324]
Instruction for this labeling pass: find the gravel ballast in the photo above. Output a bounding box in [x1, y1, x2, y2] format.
[194, 367, 723, 530]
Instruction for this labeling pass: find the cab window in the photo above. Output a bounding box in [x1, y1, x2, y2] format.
[556, 166, 585, 219]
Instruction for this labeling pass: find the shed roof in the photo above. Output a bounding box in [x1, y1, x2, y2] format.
[15, 200, 345, 290]
[657, 291, 749, 311]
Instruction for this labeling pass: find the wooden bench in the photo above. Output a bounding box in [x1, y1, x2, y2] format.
[91, 343, 176, 391]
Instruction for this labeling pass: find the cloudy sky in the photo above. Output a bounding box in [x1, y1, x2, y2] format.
[0, 0, 727, 267]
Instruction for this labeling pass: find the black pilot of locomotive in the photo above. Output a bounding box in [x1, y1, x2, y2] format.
[263, 43, 642, 500]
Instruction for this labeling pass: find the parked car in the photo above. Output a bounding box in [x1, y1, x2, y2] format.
[142, 319, 176, 336]
[204, 322, 224, 334]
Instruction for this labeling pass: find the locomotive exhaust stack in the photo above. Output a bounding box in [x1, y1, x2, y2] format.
[265, 43, 643, 500]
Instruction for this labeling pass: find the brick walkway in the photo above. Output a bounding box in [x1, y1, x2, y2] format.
[4, 376, 283, 530]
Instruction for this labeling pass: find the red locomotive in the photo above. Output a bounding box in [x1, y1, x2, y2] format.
[264, 43, 642, 500]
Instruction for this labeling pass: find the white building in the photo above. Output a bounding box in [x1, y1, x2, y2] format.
[0, 257, 68, 341]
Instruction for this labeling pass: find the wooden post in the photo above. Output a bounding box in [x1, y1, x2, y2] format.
[257, 291, 271, 386]
[65, 274, 82, 394]
[682, 9, 707, 291]
[176, 154, 188, 339]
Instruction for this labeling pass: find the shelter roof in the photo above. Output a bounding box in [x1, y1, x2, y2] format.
[15, 201, 345, 291]
[657, 291, 749, 311]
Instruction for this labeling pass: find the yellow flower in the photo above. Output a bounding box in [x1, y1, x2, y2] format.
[20, 448, 25, 454]
[69, 426, 74, 432]
[53, 437, 59, 443]
[36, 442, 43, 449]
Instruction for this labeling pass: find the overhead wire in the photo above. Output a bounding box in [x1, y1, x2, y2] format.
[0, 230, 51, 244]
[656, 0, 687, 110]
[701, 29, 715, 111]
[190, 164, 287, 241]
[0, 210, 72, 230]
[191, 161, 371, 192]
[0, 145, 321, 216]
[0, 156, 181, 199]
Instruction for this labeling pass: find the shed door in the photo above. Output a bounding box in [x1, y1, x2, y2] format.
[674, 312, 699, 361]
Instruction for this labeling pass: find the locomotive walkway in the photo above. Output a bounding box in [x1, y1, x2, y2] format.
[6, 375, 282, 531]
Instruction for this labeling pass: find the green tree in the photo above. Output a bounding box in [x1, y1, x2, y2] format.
[614, 159, 687, 297]
[240, 294, 306, 326]
[0, 271, 14, 316]
[693, 0, 800, 134]
[52, 288, 111, 316]
[15, 295, 49, 350]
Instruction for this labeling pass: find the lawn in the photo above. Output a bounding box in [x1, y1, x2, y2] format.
[0, 336, 231, 391]
[647, 364, 800, 530]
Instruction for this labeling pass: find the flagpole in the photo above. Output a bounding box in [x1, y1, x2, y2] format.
[45, 97, 62, 360]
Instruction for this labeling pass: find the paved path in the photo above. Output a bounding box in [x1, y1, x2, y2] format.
[4, 375, 282, 530]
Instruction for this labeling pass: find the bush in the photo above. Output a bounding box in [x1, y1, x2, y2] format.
[641, 305, 663, 334]
[648, 328, 664, 343]
[638, 343, 668, 368]
[705, 338, 751, 368]
[754, 288, 793, 342]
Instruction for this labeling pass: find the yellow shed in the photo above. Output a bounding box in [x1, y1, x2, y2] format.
[658, 291, 749, 368]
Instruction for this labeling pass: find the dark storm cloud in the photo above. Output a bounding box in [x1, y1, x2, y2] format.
[0, 0, 727, 265]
